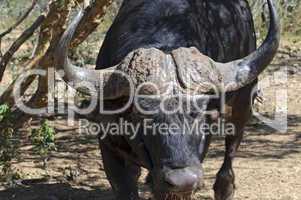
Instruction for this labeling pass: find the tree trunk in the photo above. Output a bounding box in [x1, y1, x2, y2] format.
[0, 0, 113, 127]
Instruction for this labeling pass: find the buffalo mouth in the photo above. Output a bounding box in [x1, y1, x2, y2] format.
[152, 171, 202, 200]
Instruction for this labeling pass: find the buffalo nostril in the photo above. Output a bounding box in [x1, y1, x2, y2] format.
[164, 168, 200, 192]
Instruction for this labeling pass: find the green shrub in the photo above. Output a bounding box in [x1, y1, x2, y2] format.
[0, 104, 20, 182]
[31, 120, 56, 169]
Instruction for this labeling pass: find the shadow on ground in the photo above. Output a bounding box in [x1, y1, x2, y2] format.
[0, 183, 114, 200]
[207, 115, 301, 160]
[0, 113, 300, 200]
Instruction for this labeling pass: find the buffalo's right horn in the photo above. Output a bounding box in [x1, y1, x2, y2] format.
[217, 0, 280, 91]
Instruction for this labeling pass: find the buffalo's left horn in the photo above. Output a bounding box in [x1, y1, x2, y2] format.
[55, 10, 133, 100]
[218, 0, 280, 91]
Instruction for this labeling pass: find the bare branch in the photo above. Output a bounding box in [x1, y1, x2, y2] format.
[71, 0, 113, 47]
[0, 39, 2, 59]
[0, 15, 46, 82]
[0, 0, 38, 39]
[0, 0, 72, 101]
[0, 0, 113, 116]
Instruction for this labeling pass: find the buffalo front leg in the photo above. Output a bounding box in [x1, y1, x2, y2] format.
[213, 130, 243, 200]
[214, 84, 254, 200]
[100, 141, 141, 200]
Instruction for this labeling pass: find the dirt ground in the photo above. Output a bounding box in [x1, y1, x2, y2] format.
[0, 46, 300, 200]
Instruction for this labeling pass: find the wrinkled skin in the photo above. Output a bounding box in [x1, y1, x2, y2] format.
[96, 0, 256, 200]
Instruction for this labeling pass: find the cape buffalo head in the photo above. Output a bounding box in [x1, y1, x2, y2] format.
[55, 0, 280, 199]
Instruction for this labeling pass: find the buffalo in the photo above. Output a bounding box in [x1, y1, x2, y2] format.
[55, 0, 280, 199]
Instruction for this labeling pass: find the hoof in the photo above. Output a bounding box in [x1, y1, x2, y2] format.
[214, 172, 235, 200]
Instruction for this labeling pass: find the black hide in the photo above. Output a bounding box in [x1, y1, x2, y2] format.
[96, 0, 256, 69]
[95, 1, 258, 199]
